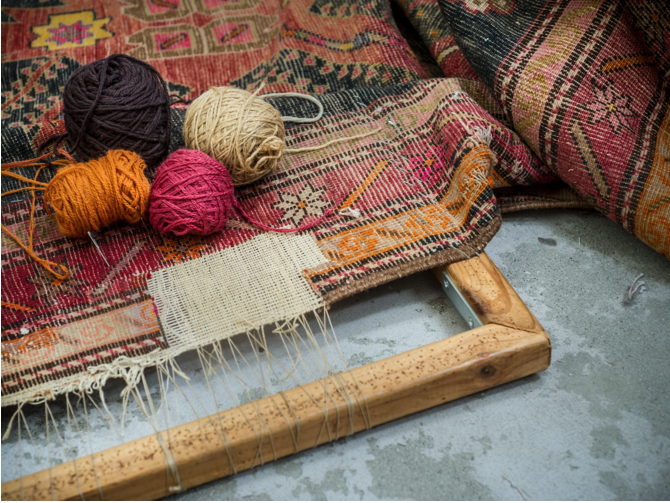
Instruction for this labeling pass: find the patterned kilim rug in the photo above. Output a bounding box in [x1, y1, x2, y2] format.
[436, 0, 670, 258]
[1, 78, 545, 406]
[391, 0, 478, 80]
[1, 0, 427, 126]
[391, 0, 595, 213]
[3, 0, 668, 410]
[1, 0, 434, 205]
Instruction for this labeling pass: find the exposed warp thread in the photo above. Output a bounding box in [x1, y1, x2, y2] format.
[183, 86, 382, 186]
[149, 149, 332, 236]
[44, 150, 150, 239]
[63, 54, 171, 168]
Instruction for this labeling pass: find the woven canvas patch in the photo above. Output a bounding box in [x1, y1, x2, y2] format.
[149, 233, 326, 352]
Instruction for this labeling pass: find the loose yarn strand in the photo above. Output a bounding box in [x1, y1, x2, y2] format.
[2, 149, 150, 278]
[263, 85, 384, 153]
[232, 200, 333, 233]
[260, 92, 324, 124]
[284, 126, 383, 154]
[1, 157, 71, 279]
[185, 84, 383, 185]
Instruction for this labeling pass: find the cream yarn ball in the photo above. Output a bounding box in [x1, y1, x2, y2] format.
[183, 86, 285, 186]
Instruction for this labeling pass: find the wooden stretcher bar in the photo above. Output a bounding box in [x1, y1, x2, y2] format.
[1, 252, 551, 501]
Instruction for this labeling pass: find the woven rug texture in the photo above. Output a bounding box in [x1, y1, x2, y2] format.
[438, 0, 670, 258]
[1, 0, 669, 405]
[2, 78, 529, 404]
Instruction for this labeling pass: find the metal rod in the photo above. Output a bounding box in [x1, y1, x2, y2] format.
[87, 232, 110, 267]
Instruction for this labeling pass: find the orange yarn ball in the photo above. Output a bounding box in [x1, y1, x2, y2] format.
[44, 150, 150, 238]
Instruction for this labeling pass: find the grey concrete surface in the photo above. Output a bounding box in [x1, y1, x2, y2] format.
[166, 210, 670, 500]
[2, 209, 669, 500]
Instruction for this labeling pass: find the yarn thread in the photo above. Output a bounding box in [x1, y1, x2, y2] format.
[150, 149, 332, 236]
[183, 85, 382, 186]
[1, 153, 73, 279]
[260, 92, 324, 123]
[184, 86, 285, 186]
[150, 150, 233, 236]
[1, 150, 150, 279]
[44, 150, 151, 238]
[62, 54, 171, 168]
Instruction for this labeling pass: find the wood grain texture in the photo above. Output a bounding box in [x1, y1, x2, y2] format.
[3, 253, 551, 500]
[1, 324, 550, 501]
[433, 252, 544, 333]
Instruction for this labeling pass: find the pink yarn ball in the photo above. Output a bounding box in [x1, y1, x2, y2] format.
[149, 149, 234, 236]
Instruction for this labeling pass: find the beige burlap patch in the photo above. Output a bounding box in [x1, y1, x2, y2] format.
[147, 233, 328, 352]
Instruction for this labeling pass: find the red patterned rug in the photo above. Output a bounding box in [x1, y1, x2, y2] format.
[435, 0, 670, 258]
[1, 0, 428, 131]
[1, 78, 539, 405]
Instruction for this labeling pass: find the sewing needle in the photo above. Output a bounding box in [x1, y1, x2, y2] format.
[88, 231, 110, 267]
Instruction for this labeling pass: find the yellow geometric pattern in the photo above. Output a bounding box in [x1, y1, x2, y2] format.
[31, 11, 113, 51]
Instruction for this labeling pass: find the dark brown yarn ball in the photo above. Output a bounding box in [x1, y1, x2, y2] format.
[63, 54, 171, 168]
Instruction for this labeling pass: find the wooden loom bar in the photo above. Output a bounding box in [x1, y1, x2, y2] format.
[434, 253, 543, 333]
[2, 253, 551, 501]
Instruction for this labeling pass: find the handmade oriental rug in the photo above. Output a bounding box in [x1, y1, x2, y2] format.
[1, 0, 427, 119]
[2, 0, 669, 410]
[0, 0, 452, 406]
[1, 0, 433, 202]
[2, 78, 540, 406]
[390, 0, 597, 213]
[434, 0, 670, 258]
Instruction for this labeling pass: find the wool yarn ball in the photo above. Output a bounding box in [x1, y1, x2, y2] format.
[183, 86, 285, 186]
[149, 149, 234, 236]
[44, 150, 151, 238]
[63, 54, 171, 168]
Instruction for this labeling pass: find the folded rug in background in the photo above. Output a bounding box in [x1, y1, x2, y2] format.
[391, 0, 595, 213]
[439, 0, 670, 258]
[1, 0, 428, 128]
[391, 0, 479, 80]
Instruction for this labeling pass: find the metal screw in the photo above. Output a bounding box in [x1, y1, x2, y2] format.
[468, 317, 474, 328]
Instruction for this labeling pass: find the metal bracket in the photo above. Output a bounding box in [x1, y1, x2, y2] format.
[441, 271, 483, 329]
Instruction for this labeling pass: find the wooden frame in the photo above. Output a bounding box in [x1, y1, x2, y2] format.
[1, 252, 551, 500]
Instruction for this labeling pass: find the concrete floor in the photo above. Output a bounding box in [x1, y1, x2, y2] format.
[2, 209, 669, 499]
[168, 210, 670, 500]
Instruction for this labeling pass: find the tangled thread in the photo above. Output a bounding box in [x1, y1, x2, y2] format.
[63, 54, 171, 168]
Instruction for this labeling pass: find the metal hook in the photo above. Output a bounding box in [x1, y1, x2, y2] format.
[452, 244, 471, 260]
